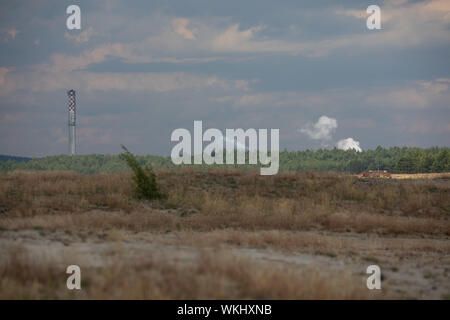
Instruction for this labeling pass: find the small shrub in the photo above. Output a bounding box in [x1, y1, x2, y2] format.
[120, 145, 163, 200]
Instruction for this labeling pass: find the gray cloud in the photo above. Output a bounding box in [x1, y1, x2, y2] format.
[0, 0, 449, 157]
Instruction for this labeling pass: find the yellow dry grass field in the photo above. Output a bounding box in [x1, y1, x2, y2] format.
[0, 169, 449, 299]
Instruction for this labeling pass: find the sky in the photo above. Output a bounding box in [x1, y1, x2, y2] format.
[0, 0, 449, 157]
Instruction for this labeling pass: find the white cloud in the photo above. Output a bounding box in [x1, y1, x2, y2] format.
[210, 90, 336, 109]
[234, 93, 277, 107]
[301, 116, 363, 151]
[0, 47, 252, 95]
[327, 0, 450, 59]
[336, 138, 362, 152]
[436, 78, 450, 83]
[301, 116, 337, 141]
[364, 79, 450, 109]
[0, 35, 254, 96]
[201, 0, 450, 56]
[212, 24, 264, 52]
[172, 18, 197, 40]
[42, 43, 150, 73]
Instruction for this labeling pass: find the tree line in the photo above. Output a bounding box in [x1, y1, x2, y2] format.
[0, 146, 448, 174]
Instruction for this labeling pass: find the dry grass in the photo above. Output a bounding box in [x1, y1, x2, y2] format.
[391, 172, 450, 179]
[0, 169, 449, 299]
[170, 230, 450, 257]
[0, 244, 374, 300]
[0, 169, 448, 235]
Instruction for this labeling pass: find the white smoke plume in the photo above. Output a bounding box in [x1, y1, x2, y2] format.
[300, 116, 337, 141]
[301, 115, 362, 151]
[216, 136, 250, 151]
[336, 137, 362, 152]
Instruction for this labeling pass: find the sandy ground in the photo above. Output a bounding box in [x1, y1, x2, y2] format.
[1, 229, 448, 299]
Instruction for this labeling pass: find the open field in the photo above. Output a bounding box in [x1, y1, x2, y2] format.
[0, 169, 449, 299]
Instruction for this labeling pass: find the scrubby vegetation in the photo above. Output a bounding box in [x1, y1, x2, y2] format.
[1, 146, 449, 174]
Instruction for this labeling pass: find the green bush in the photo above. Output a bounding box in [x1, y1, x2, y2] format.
[120, 145, 163, 200]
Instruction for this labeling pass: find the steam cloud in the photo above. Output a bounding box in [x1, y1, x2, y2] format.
[301, 115, 362, 152]
[216, 136, 250, 151]
[300, 116, 337, 141]
[336, 137, 362, 152]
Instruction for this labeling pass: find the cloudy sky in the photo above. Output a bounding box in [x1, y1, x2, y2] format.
[0, 0, 449, 157]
